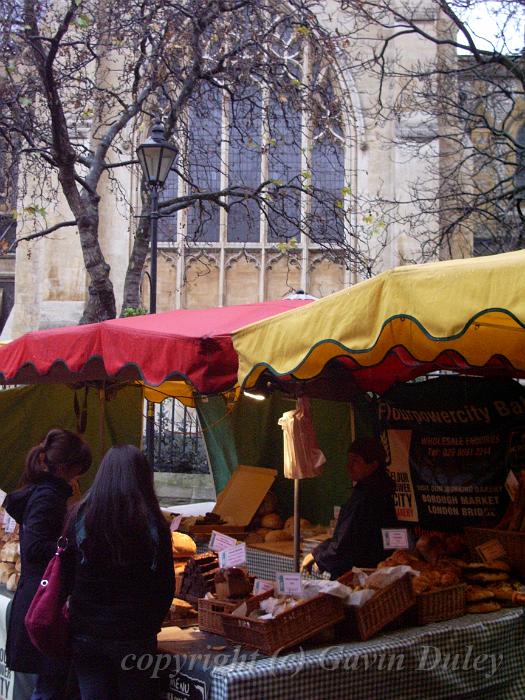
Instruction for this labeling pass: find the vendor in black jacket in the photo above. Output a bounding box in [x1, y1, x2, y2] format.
[302, 437, 398, 579]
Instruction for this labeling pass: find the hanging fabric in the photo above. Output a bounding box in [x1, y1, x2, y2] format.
[278, 397, 326, 479]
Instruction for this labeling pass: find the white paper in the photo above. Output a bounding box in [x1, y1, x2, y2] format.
[218, 543, 247, 568]
[505, 470, 519, 501]
[0, 490, 7, 508]
[4, 516, 16, 534]
[276, 572, 303, 596]
[209, 530, 237, 552]
[382, 528, 410, 550]
[253, 578, 274, 595]
[170, 514, 183, 532]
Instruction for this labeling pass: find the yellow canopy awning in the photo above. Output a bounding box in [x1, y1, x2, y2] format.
[233, 250, 525, 394]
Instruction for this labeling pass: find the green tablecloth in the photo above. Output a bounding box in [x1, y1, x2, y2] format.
[167, 608, 525, 700]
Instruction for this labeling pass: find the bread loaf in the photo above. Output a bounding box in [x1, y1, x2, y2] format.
[264, 529, 292, 543]
[284, 517, 311, 532]
[171, 532, 197, 559]
[6, 572, 19, 592]
[260, 513, 283, 530]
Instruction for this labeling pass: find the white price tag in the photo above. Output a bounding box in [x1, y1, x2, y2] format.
[4, 515, 16, 534]
[0, 490, 7, 508]
[276, 572, 303, 596]
[218, 543, 247, 568]
[382, 528, 410, 550]
[209, 530, 237, 552]
[333, 505, 341, 520]
[170, 514, 183, 532]
[253, 579, 274, 595]
[476, 538, 507, 563]
[505, 471, 519, 501]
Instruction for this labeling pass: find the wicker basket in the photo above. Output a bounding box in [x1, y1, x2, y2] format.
[198, 589, 270, 636]
[337, 571, 415, 641]
[464, 527, 525, 578]
[408, 583, 466, 625]
[221, 592, 345, 655]
[198, 598, 239, 635]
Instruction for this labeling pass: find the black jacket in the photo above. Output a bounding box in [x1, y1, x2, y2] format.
[313, 468, 398, 579]
[62, 512, 174, 642]
[4, 474, 72, 673]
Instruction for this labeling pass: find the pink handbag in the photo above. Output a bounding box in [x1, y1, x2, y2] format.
[25, 537, 70, 658]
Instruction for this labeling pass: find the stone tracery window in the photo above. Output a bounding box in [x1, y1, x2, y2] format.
[158, 27, 347, 250]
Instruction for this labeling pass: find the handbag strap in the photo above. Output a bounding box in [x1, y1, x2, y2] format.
[55, 535, 68, 556]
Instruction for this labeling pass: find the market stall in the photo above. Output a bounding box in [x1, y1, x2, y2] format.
[0, 251, 524, 699]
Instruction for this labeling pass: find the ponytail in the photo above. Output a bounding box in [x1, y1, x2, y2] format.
[20, 429, 92, 486]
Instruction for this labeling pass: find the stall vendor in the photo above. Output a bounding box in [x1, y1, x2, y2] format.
[302, 437, 398, 579]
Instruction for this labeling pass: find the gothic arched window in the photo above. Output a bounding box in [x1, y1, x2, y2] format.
[158, 30, 348, 249]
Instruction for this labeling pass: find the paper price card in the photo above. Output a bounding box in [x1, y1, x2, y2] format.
[276, 572, 303, 596]
[209, 530, 237, 552]
[218, 543, 247, 568]
[382, 528, 410, 550]
[4, 515, 16, 534]
[476, 538, 507, 563]
[505, 471, 519, 501]
[170, 514, 183, 532]
[253, 579, 274, 595]
[333, 505, 341, 520]
[0, 490, 6, 508]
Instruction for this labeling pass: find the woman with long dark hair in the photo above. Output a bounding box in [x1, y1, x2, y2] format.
[63, 444, 174, 700]
[5, 428, 92, 700]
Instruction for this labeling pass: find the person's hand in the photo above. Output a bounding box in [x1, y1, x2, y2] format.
[301, 553, 315, 574]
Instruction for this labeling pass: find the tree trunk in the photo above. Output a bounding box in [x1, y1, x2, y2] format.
[121, 190, 151, 313]
[76, 209, 116, 324]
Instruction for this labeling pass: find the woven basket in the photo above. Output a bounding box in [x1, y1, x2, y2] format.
[198, 588, 270, 636]
[464, 527, 525, 578]
[221, 592, 345, 655]
[198, 598, 239, 635]
[408, 583, 466, 625]
[337, 571, 415, 641]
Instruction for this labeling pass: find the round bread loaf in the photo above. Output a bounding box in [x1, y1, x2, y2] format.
[171, 532, 197, 558]
[284, 516, 311, 532]
[260, 513, 283, 530]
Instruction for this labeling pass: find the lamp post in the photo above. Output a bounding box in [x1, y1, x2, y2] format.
[137, 119, 178, 466]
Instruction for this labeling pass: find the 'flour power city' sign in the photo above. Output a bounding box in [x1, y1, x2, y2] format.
[379, 377, 525, 531]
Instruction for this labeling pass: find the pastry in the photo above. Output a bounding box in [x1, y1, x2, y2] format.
[466, 601, 501, 613]
[466, 585, 495, 603]
[464, 571, 510, 583]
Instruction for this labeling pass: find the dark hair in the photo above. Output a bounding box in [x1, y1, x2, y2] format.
[73, 444, 168, 566]
[21, 428, 92, 485]
[348, 437, 387, 469]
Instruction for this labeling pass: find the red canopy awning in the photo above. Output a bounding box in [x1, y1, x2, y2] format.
[0, 300, 311, 394]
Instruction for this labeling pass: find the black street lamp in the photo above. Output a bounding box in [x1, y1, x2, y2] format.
[137, 119, 178, 466]
[137, 119, 178, 314]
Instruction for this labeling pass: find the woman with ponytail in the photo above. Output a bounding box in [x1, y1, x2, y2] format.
[4, 428, 92, 700]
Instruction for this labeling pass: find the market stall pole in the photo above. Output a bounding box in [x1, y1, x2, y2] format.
[136, 118, 178, 467]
